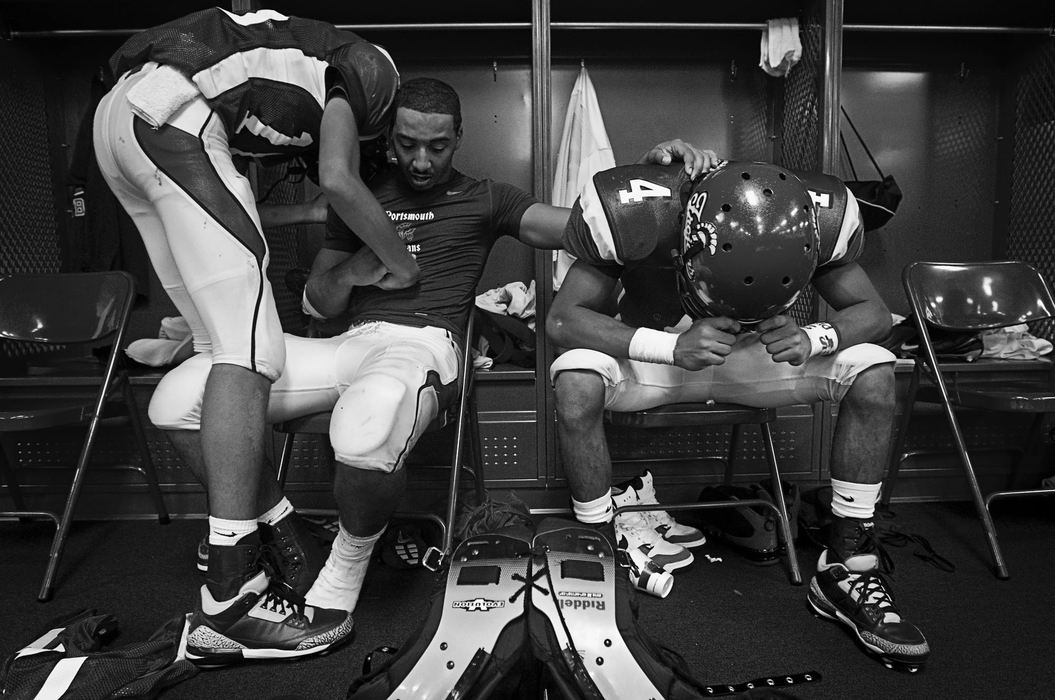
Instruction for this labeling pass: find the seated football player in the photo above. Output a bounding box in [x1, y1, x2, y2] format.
[546, 160, 930, 672]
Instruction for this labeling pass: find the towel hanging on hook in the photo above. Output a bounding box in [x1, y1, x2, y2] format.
[759, 18, 801, 77]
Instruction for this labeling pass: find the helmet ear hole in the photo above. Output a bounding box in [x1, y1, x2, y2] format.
[743, 276, 754, 286]
[781, 276, 792, 286]
[721, 203, 732, 212]
[763, 188, 773, 197]
[741, 172, 751, 180]
[722, 242, 733, 252]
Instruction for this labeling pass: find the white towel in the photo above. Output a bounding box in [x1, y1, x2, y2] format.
[980, 324, 1053, 360]
[126, 65, 201, 128]
[759, 18, 802, 78]
[551, 65, 616, 291]
[475, 281, 537, 330]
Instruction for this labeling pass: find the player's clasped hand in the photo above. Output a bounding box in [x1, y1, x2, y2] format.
[671, 317, 740, 370]
[757, 314, 811, 366]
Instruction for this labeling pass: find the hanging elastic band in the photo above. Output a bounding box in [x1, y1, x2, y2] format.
[840, 105, 885, 178]
[839, 131, 858, 181]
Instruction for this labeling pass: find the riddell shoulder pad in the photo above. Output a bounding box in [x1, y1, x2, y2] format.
[347, 526, 535, 700]
[528, 518, 717, 700]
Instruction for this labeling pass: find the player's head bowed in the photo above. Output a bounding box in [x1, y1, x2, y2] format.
[674, 161, 820, 324]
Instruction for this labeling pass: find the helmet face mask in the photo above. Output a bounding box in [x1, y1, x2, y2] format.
[673, 161, 820, 324]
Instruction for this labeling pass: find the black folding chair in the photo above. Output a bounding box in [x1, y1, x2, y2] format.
[0, 271, 170, 601]
[886, 260, 1055, 579]
[273, 312, 483, 571]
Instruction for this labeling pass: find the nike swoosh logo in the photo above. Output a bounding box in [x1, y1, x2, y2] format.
[446, 190, 462, 196]
[216, 530, 239, 537]
[836, 494, 855, 502]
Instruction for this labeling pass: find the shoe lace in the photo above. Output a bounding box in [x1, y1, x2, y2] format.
[878, 525, 956, 573]
[843, 568, 901, 622]
[262, 538, 303, 576]
[259, 581, 308, 621]
[614, 511, 664, 548]
[454, 492, 534, 542]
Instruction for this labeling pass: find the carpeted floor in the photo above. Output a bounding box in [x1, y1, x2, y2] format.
[2, 499, 1053, 699]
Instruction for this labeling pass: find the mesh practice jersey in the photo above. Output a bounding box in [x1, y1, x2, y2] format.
[561, 163, 863, 329]
[324, 168, 538, 339]
[109, 8, 399, 159]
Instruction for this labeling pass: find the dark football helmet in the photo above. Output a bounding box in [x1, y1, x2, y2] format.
[673, 161, 820, 323]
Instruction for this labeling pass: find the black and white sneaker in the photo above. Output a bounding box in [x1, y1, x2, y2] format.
[186, 570, 353, 668]
[617, 471, 707, 549]
[613, 490, 694, 573]
[807, 517, 929, 672]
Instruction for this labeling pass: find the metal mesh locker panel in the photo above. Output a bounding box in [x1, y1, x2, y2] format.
[0, 46, 62, 364]
[257, 162, 313, 336]
[0, 47, 60, 277]
[728, 71, 772, 162]
[777, 5, 824, 326]
[1007, 40, 1055, 340]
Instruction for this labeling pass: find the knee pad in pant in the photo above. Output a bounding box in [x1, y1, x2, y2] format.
[330, 374, 427, 473]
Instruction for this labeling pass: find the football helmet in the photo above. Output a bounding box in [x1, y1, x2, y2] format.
[673, 161, 819, 323]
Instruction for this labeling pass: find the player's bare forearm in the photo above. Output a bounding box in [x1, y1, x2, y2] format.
[813, 263, 892, 347]
[258, 193, 328, 229]
[305, 247, 385, 318]
[324, 178, 418, 288]
[825, 300, 892, 347]
[318, 96, 419, 288]
[547, 305, 638, 359]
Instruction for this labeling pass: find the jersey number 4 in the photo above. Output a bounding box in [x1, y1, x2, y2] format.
[618, 179, 672, 204]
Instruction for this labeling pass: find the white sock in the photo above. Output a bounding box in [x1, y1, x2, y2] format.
[573, 490, 614, 524]
[257, 497, 295, 526]
[208, 516, 257, 547]
[830, 479, 882, 520]
[305, 523, 385, 613]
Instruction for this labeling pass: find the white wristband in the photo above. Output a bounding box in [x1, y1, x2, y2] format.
[301, 290, 328, 320]
[802, 322, 840, 357]
[628, 327, 679, 365]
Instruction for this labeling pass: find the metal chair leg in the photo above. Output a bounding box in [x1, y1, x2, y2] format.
[882, 365, 919, 508]
[38, 415, 105, 602]
[940, 403, 1009, 579]
[276, 432, 296, 488]
[760, 423, 801, 585]
[0, 436, 27, 511]
[122, 380, 169, 524]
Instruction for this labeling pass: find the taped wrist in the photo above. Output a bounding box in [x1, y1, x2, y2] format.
[628, 327, 679, 365]
[802, 322, 840, 357]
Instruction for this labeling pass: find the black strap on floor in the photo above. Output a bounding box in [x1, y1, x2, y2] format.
[703, 670, 822, 696]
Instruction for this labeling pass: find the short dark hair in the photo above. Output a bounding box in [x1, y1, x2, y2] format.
[395, 77, 462, 133]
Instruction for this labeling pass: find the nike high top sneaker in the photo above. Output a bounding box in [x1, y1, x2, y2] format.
[807, 516, 930, 672]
